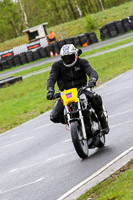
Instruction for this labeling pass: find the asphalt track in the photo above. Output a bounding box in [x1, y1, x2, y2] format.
[0, 31, 133, 79]
[0, 68, 133, 199]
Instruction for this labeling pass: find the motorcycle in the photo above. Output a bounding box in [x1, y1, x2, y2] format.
[53, 86, 106, 159]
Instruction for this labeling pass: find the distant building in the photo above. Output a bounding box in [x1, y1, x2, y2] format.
[23, 22, 48, 43]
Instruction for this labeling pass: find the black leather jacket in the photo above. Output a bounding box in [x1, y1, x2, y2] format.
[47, 58, 98, 92]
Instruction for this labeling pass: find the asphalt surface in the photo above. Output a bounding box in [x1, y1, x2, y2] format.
[0, 68, 133, 200]
[0, 31, 133, 79]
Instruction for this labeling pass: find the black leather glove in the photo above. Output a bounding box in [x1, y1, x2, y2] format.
[88, 77, 97, 88]
[47, 89, 54, 100]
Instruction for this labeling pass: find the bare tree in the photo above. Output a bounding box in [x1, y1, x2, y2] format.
[18, 0, 29, 28]
[75, 0, 83, 17]
[98, 0, 105, 10]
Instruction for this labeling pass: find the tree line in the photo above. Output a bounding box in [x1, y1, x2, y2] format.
[0, 0, 132, 42]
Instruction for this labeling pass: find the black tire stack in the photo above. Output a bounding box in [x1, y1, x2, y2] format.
[88, 32, 98, 44]
[13, 55, 22, 66]
[114, 21, 126, 34]
[78, 34, 89, 46]
[0, 31, 98, 71]
[26, 51, 34, 63]
[72, 36, 81, 47]
[19, 52, 28, 65]
[100, 15, 133, 41]
[106, 22, 118, 37]
[0, 60, 8, 70]
[0, 76, 23, 88]
[6, 56, 15, 68]
[121, 18, 131, 32]
[38, 47, 48, 58]
[65, 37, 74, 44]
[52, 42, 60, 55]
[58, 40, 66, 51]
[129, 15, 133, 29]
[99, 25, 111, 40]
[32, 50, 41, 61]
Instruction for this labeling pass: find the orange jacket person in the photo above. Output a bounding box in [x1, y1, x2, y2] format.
[48, 31, 56, 42]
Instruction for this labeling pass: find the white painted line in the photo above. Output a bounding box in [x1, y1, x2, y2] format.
[62, 139, 72, 143]
[0, 110, 51, 136]
[85, 41, 133, 59]
[109, 108, 133, 118]
[10, 122, 52, 138]
[34, 123, 52, 130]
[102, 86, 130, 96]
[0, 137, 33, 149]
[0, 177, 45, 194]
[110, 119, 133, 128]
[57, 146, 133, 200]
[9, 151, 75, 173]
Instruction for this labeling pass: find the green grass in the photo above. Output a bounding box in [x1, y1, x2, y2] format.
[0, 57, 51, 75]
[78, 159, 133, 200]
[1, 1, 133, 52]
[0, 43, 133, 134]
[1, 35, 133, 79]
[10, 62, 52, 77]
[80, 37, 133, 58]
[0, 71, 56, 133]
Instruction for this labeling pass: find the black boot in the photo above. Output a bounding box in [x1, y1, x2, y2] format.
[97, 111, 110, 134]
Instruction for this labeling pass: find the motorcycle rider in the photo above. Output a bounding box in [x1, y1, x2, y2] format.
[46, 44, 109, 134]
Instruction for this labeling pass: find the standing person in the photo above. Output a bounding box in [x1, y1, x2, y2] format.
[46, 44, 109, 134]
[48, 31, 56, 43]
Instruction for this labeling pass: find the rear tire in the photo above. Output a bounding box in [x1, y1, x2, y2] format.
[71, 121, 88, 159]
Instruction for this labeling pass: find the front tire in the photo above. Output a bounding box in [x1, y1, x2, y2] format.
[71, 121, 88, 159]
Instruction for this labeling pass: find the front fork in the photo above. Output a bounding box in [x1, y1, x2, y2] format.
[65, 99, 87, 140]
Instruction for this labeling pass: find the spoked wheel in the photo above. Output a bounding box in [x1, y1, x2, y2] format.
[97, 131, 105, 148]
[71, 121, 88, 159]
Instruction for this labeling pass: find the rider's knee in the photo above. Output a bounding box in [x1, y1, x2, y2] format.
[50, 112, 58, 123]
[91, 93, 103, 113]
[93, 94, 103, 106]
[50, 112, 65, 123]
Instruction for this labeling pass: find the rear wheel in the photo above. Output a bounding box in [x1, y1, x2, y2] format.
[71, 121, 88, 159]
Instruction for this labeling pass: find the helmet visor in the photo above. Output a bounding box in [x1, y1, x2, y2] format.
[61, 54, 75, 65]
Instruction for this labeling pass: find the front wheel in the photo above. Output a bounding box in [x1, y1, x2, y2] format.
[71, 121, 88, 159]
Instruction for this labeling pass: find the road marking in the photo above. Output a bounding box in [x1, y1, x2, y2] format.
[57, 146, 133, 200]
[9, 151, 75, 173]
[101, 86, 130, 96]
[0, 137, 33, 149]
[0, 177, 45, 194]
[109, 108, 133, 118]
[9, 122, 52, 138]
[85, 41, 133, 59]
[0, 111, 51, 137]
[62, 139, 72, 143]
[110, 119, 133, 128]
[34, 123, 52, 130]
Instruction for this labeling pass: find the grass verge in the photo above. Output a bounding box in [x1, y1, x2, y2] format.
[0, 44, 133, 133]
[78, 159, 133, 200]
[1, 1, 133, 52]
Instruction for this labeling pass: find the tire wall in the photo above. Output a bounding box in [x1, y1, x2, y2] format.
[100, 15, 133, 40]
[0, 32, 98, 71]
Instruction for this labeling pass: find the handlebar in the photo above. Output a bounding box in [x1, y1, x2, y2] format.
[53, 92, 61, 100]
[78, 86, 93, 95]
[52, 86, 93, 100]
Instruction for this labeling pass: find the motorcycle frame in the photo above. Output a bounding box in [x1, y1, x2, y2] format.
[65, 98, 87, 140]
